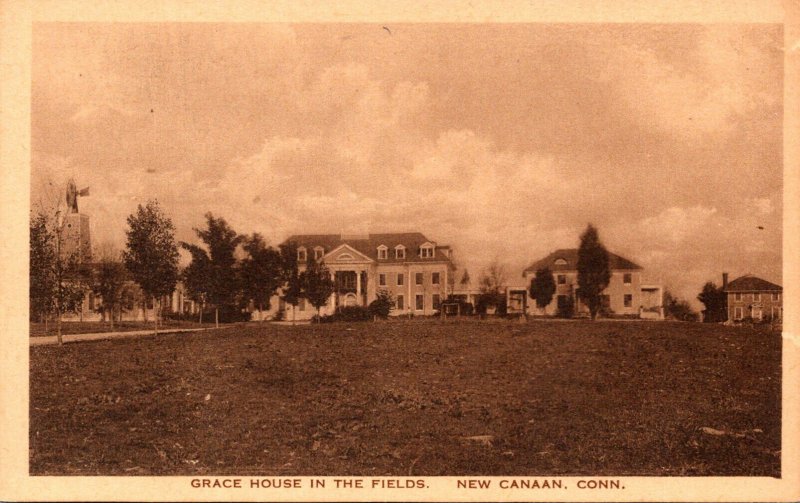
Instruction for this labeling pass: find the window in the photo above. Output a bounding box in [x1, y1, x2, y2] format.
[297, 247, 307, 262]
[377, 246, 388, 260]
[623, 294, 632, 308]
[396, 295, 404, 310]
[415, 294, 424, 311]
[432, 272, 440, 285]
[420, 245, 434, 258]
[433, 294, 441, 309]
[554, 258, 567, 266]
[734, 306, 743, 320]
[734, 292, 742, 301]
[623, 273, 632, 284]
[772, 293, 781, 301]
[557, 274, 566, 285]
[379, 273, 386, 287]
[752, 308, 762, 321]
[395, 246, 406, 259]
[397, 273, 404, 286]
[753, 292, 761, 301]
[314, 247, 324, 260]
[772, 306, 782, 320]
[415, 272, 424, 285]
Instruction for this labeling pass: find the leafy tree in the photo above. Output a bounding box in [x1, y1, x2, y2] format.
[663, 289, 698, 322]
[529, 267, 556, 314]
[577, 224, 611, 320]
[181, 246, 210, 324]
[93, 251, 128, 328]
[181, 213, 244, 328]
[300, 255, 335, 321]
[240, 233, 283, 321]
[369, 290, 395, 319]
[279, 241, 302, 324]
[29, 211, 86, 343]
[477, 261, 507, 316]
[30, 213, 56, 323]
[123, 200, 180, 335]
[697, 282, 727, 323]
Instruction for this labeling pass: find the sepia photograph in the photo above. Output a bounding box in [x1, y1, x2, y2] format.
[2, 1, 798, 501]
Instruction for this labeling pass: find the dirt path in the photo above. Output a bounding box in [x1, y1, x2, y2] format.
[29, 327, 212, 346]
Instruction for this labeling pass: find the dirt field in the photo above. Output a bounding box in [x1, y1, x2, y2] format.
[29, 320, 781, 476]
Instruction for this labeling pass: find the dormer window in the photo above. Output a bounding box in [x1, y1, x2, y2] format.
[554, 258, 567, 266]
[395, 245, 406, 259]
[297, 247, 307, 262]
[377, 245, 388, 260]
[313, 246, 324, 260]
[420, 244, 434, 258]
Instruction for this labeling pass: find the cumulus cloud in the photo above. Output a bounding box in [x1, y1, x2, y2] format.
[31, 23, 783, 309]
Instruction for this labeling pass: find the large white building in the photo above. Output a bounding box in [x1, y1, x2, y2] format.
[259, 232, 455, 320]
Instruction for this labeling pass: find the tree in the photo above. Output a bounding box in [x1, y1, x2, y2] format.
[123, 200, 180, 335]
[460, 269, 471, 287]
[577, 224, 611, 320]
[529, 267, 556, 315]
[93, 249, 128, 328]
[279, 242, 302, 324]
[300, 255, 335, 321]
[240, 233, 283, 321]
[477, 260, 507, 316]
[181, 213, 244, 328]
[369, 290, 395, 319]
[697, 282, 727, 323]
[663, 289, 698, 322]
[182, 246, 210, 324]
[29, 211, 86, 344]
[30, 213, 56, 323]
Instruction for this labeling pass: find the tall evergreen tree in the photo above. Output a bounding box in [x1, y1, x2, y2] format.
[123, 200, 180, 335]
[529, 267, 556, 314]
[577, 224, 611, 320]
[300, 255, 335, 321]
[181, 213, 243, 327]
[697, 282, 727, 323]
[240, 233, 283, 321]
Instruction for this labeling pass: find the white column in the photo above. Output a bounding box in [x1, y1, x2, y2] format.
[356, 270, 362, 304]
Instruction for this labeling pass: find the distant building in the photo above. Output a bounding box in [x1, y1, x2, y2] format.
[723, 273, 782, 322]
[518, 249, 663, 319]
[259, 233, 455, 320]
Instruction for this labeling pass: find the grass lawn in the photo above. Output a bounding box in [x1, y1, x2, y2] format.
[29, 320, 781, 476]
[29, 319, 216, 337]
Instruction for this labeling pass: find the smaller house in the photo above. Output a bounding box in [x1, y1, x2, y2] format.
[518, 249, 663, 319]
[723, 273, 782, 322]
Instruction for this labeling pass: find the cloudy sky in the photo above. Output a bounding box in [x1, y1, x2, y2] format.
[31, 23, 783, 307]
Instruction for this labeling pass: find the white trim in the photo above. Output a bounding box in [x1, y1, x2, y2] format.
[324, 243, 374, 263]
[734, 306, 743, 320]
[377, 245, 388, 260]
[395, 245, 406, 259]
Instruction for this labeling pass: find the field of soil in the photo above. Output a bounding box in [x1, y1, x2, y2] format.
[29, 320, 781, 476]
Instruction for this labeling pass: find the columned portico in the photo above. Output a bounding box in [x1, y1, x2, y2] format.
[321, 244, 375, 310]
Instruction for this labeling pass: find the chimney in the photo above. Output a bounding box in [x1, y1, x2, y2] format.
[722, 272, 729, 290]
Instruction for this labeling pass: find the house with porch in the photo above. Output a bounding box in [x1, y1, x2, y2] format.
[516, 249, 664, 319]
[260, 233, 455, 320]
[723, 273, 782, 322]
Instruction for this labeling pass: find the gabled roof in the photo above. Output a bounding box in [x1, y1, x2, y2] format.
[283, 233, 453, 264]
[725, 275, 782, 292]
[523, 248, 642, 274]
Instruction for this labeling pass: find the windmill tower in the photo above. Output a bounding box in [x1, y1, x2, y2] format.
[59, 178, 92, 263]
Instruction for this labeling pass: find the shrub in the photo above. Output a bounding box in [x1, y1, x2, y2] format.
[272, 308, 285, 321]
[369, 290, 394, 319]
[314, 305, 373, 323]
[556, 296, 575, 318]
